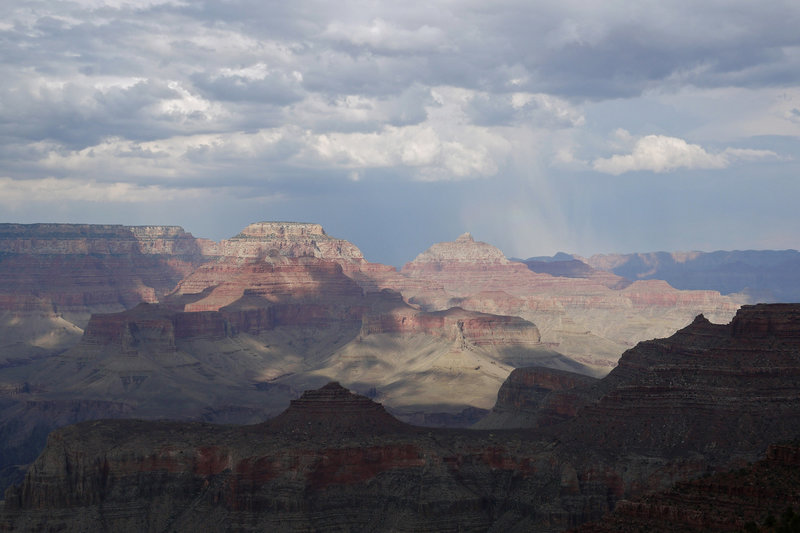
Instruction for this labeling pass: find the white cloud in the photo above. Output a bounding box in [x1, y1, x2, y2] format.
[0, 177, 205, 204]
[592, 134, 779, 175]
[322, 18, 447, 53]
[303, 86, 516, 180]
[36, 128, 296, 181]
[307, 122, 509, 180]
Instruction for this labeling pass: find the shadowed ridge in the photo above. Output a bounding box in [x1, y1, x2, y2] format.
[570, 440, 800, 532]
[474, 366, 599, 429]
[731, 303, 800, 338]
[260, 381, 413, 436]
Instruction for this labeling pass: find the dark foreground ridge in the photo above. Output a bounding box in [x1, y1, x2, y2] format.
[571, 442, 800, 532]
[261, 381, 413, 437]
[3, 303, 800, 532]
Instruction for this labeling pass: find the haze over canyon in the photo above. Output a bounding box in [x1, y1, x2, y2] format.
[0, 221, 798, 531]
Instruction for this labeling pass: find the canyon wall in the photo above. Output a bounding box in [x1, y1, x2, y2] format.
[4, 304, 800, 532]
[0, 223, 207, 362]
[397, 233, 739, 371]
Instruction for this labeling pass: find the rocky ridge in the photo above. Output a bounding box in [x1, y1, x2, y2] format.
[583, 249, 800, 303]
[399, 234, 739, 371]
[571, 442, 800, 532]
[0, 387, 573, 533]
[4, 304, 800, 531]
[0, 223, 207, 365]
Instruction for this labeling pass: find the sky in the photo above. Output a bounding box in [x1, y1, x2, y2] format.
[1, 0, 799, 266]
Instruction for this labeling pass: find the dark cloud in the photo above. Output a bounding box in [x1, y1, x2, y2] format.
[191, 71, 304, 105]
[1, 0, 800, 260]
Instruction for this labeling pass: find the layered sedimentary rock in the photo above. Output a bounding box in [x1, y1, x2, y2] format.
[398, 233, 739, 371]
[56, 254, 565, 417]
[474, 366, 598, 429]
[172, 254, 366, 312]
[4, 304, 800, 532]
[0, 384, 594, 533]
[201, 221, 365, 261]
[561, 305, 800, 462]
[0, 248, 568, 493]
[572, 442, 800, 532]
[478, 304, 800, 479]
[0, 224, 207, 362]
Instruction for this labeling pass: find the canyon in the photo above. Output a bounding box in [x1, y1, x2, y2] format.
[0, 220, 773, 521]
[2, 303, 800, 531]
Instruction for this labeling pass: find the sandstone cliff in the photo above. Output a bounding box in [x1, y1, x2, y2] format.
[398, 233, 739, 371]
[0, 223, 207, 363]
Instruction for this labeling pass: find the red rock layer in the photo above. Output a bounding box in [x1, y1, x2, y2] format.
[173, 255, 365, 312]
[360, 301, 541, 347]
[394, 233, 740, 369]
[200, 221, 366, 261]
[0, 224, 207, 321]
[0, 388, 576, 532]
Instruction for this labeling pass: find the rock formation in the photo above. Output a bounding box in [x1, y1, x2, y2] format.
[558, 305, 800, 463]
[571, 442, 800, 532]
[583, 249, 800, 303]
[0, 385, 575, 533]
[1, 222, 595, 497]
[398, 233, 739, 371]
[473, 366, 598, 429]
[3, 304, 800, 532]
[202, 221, 366, 262]
[0, 250, 570, 494]
[0, 223, 207, 363]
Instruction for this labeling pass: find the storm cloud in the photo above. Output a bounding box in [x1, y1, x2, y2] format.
[1, 0, 799, 264]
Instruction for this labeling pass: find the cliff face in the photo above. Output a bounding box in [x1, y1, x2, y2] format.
[0, 224, 208, 362]
[5, 304, 800, 532]
[571, 442, 800, 532]
[397, 234, 740, 371]
[172, 255, 367, 312]
[0, 221, 371, 364]
[0, 385, 590, 533]
[563, 305, 800, 463]
[201, 221, 366, 261]
[474, 366, 598, 429]
[475, 304, 800, 473]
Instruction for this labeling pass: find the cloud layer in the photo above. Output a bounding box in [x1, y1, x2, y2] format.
[593, 134, 780, 174]
[1, 0, 799, 262]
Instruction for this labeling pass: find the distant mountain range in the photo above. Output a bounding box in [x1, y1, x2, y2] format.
[531, 249, 800, 303]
